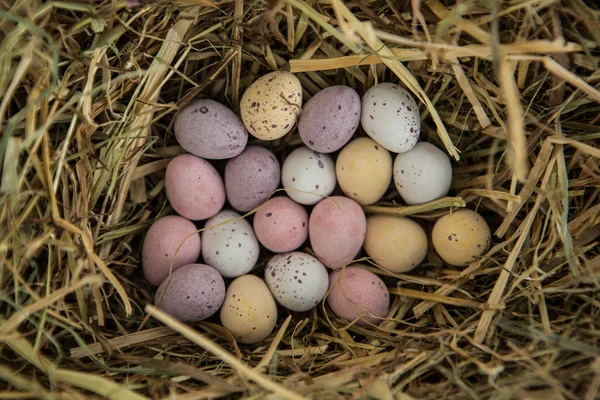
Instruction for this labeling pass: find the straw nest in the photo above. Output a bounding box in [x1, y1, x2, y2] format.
[1, 0, 600, 398]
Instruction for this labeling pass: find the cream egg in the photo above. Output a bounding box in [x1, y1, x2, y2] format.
[281, 146, 336, 205]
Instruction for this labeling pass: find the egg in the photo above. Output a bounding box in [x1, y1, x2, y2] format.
[165, 154, 226, 220]
[336, 137, 392, 205]
[364, 215, 427, 273]
[361, 83, 420, 153]
[327, 265, 390, 326]
[240, 71, 302, 141]
[264, 252, 328, 312]
[281, 146, 336, 205]
[253, 197, 308, 253]
[393, 142, 452, 205]
[432, 209, 491, 267]
[174, 99, 247, 159]
[298, 86, 360, 153]
[309, 196, 366, 269]
[201, 210, 259, 278]
[220, 275, 277, 344]
[142, 215, 201, 286]
[154, 264, 225, 322]
[225, 146, 280, 212]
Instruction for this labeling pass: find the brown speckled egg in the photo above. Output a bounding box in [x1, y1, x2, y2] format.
[309, 196, 366, 269]
[154, 263, 225, 322]
[225, 146, 280, 212]
[174, 99, 247, 160]
[165, 154, 225, 220]
[142, 215, 201, 286]
[253, 197, 308, 253]
[432, 209, 491, 266]
[327, 265, 390, 326]
[240, 71, 302, 140]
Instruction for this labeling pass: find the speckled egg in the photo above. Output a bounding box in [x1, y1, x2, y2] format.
[393, 142, 452, 205]
[298, 86, 361, 153]
[253, 197, 308, 253]
[240, 71, 302, 141]
[309, 196, 366, 269]
[432, 209, 491, 267]
[336, 137, 392, 205]
[165, 154, 226, 220]
[281, 146, 336, 205]
[220, 275, 277, 344]
[201, 210, 259, 278]
[174, 99, 247, 159]
[154, 264, 225, 322]
[142, 215, 201, 286]
[364, 215, 427, 273]
[361, 83, 420, 153]
[327, 265, 390, 326]
[225, 146, 280, 212]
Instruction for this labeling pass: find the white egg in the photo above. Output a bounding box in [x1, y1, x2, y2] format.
[361, 83, 420, 153]
[393, 142, 452, 205]
[264, 252, 329, 312]
[281, 146, 336, 205]
[201, 210, 259, 277]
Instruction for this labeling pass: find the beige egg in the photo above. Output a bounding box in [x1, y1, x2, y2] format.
[336, 137, 392, 205]
[432, 209, 491, 267]
[220, 275, 277, 344]
[240, 71, 302, 141]
[364, 215, 428, 273]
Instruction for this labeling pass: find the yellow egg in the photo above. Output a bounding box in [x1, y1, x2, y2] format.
[364, 215, 428, 273]
[220, 275, 277, 344]
[431, 209, 491, 267]
[336, 137, 392, 205]
[240, 71, 302, 141]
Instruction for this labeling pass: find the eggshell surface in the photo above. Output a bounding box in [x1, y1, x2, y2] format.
[154, 264, 225, 322]
[432, 209, 491, 267]
[361, 83, 420, 153]
[298, 86, 360, 153]
[165, 154, 225, 220]
[253, 197, 308, 253]
[220, 275, 277, 344]
[281, 146, 336, 205]
[240, 71, 302, 140]
[309, 196, 366, 269]
[265, 252, 328, 312]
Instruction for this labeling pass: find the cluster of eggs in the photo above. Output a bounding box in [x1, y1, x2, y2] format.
[142, 71, 492, 344]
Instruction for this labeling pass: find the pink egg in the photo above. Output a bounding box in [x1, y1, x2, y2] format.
[309, 196, 366, 269]
[254, 197, 309, 253]
[142, 215, 201, 286]
[165, 154, 226, 220]
[327, 265, 390, 326]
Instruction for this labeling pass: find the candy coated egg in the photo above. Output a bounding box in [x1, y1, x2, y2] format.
[165, 154, 225, 220]
[432, 209, 491, 267]
[361, 83, 420, 153]
[220, 275, 277, 344]
[253, 197, 308, 253]
[281, 146, 336, 205]
[336, 137, 392, 205]
[309, 196, 366, 269]
[142, 215, 201, 286]
[240, 71, 302, 140]
[298, 86, 360, 153]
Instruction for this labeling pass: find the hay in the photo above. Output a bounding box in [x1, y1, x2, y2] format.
[1, 0, 600, 398]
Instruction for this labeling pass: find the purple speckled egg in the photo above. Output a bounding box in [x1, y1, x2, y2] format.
[309, 196, 366, 269]
[165, 154, 226, 221]
[225, 146, 280, 212]
[154, 263, 225, 322]
[253, 197, 308, 253]
[327, 265, 390, 326]
[299, 86, 361, 153]
[174, 99, 248, 159]
[142, 215, 201, 286]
